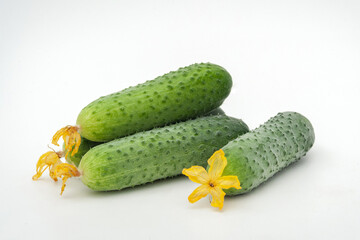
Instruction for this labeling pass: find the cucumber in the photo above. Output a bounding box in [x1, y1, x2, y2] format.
[76, 63, 232, 142]
[78, 115, 249, 191]
[64, 108, 226, 167]
[220, 112, 315, 195]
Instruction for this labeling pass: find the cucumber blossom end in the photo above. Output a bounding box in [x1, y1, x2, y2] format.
[182, 149, 241, 210]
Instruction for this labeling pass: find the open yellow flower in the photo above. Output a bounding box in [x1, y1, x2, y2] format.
[182, 149, 241, 210]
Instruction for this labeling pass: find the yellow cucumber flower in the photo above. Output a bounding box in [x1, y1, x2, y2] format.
[52, 125, 81, 158]
[182, 149, 241, 210]
[52, 163, 81, 195]
[32, 150, 64, 181]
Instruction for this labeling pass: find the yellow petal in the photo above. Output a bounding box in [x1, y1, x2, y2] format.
[52, 125, 81, 157]
[71, 132, 82, 156]
[53, 163, 81, 195]
[32, 151, 63, 181]
[52, 126, 70, 146]
[182, 166, 210, 184]
[208, 149, 227, 180]
[188, 184, 211, 203]
[49, 159, 63, 182]
[215, 176, 242, 190]
[210, 186, 226, 210]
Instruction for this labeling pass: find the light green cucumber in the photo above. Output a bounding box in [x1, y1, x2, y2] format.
[65, 108, 226, 167]
[76, 63, 232, 142]
[78, 115, 249, 191]
[218, 112, 315, 195]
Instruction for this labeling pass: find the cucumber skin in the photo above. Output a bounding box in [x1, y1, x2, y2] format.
[65, 108, 225, 167]
[78, 115, 249, 191]
[221, 112, 315, 196]
[76, 63, 232, 142]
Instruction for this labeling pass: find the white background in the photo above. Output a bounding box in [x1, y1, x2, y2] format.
[1, 0, 359, 239]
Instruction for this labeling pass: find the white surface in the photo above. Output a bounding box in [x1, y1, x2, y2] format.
[1, 0, 359, 239]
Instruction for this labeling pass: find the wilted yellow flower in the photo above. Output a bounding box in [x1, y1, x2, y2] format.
[32, 151, 63, 181]
[52, 163, 81, 195]
[52, 125, 81, 158]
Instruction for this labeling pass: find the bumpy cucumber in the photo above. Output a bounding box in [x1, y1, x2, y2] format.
[65, 108, 225, 166]
[220, 112, 315, 195]
[77, 63, 232, 142]
[79, 115, 249, 191]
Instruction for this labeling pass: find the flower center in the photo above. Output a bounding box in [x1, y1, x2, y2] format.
[209, 183, 214, 187]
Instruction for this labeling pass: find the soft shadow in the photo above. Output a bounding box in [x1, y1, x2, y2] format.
[68, 174, 186, 199]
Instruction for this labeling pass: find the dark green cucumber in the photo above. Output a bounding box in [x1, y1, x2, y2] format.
[76, 63, 232, 142]
[220, 112, 315, 195]
[65, 108, 225, 166]
[78, 115, 249, 191]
